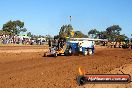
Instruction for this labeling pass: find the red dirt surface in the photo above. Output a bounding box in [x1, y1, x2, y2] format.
[0, 46, 132, 88]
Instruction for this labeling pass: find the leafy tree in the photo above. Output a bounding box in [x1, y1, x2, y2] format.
[106, 25, 121, 41]
[59, 24, 74, 38]
[74, 31, 88, 38]
[27, 32, 32, 37]
[20, 28, 27, 33]
[0, 30, 12, 35]
[88, 29, 99, 38]
[115, 34, 127, 42]
[87, 25, 126, 42]
[96, 31, 107, 39]
[74, 31, 83, 38]
[83, 35, 89, 38]
[2, 20, 27, 35]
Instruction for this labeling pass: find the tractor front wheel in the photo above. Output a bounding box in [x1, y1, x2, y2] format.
[83, 49, 88, 56]
[44, 52, 47, 57]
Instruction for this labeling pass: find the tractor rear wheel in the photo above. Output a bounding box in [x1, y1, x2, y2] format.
[88, 49, 93, 55]
[64, 48, 72, 56]
[54, 53, 57, 57]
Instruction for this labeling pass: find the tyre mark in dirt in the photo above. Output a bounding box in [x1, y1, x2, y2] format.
[0, 56, 80, 75]
[0, 49, 131, 76]
[0, 48, 132, 88]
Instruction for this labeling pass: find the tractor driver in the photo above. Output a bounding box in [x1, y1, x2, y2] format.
[57, 38, 65, 50]
[60, 39, 64, 48]
[48, 39, 51, 47]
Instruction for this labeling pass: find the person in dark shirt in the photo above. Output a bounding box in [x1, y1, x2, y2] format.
[48, 39, 51, 47]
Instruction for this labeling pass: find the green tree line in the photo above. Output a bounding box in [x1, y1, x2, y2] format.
[0, 20, 129, 42]
[58, 24, 128, 42]
[0, 20, 27, 35]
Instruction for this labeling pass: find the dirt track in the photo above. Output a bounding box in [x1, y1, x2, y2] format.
[0, 46, 132, 88]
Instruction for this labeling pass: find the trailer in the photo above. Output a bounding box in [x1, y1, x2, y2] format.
[68, 40, 94, 55]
